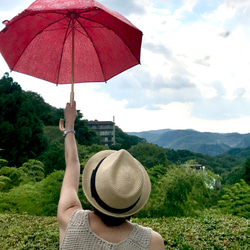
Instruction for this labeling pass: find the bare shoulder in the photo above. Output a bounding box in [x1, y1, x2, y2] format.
[149, 230, 165, 250]
[57, 207, 82, 244]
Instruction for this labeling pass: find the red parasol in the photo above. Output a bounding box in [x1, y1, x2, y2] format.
[0, 0, 142, 130]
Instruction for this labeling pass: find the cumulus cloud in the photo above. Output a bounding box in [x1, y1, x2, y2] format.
[95, 0, 250, 122]
[191, 96, 250, 120]
[96, 65, 201, 111]
[234, 88, 246, 99]
[143, 42, 172, 58]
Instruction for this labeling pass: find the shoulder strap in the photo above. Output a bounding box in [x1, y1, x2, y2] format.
[129, 224, 152, 248]
[69, 209, 89, 227]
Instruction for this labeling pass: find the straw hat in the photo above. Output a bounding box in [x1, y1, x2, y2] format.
[82, 149, 151, 218]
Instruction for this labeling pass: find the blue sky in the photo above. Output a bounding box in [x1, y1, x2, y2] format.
[1, 0, 250, 133]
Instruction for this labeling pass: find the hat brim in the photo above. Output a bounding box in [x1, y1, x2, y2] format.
[82, 150, 151, 218]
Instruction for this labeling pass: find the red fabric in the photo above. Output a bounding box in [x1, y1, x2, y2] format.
[0, 0, 142, 84]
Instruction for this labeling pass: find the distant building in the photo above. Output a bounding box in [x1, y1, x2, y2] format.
[190, 164, 205, 171]
[189, 164, 221, 189]
[87, 120, 115, 147]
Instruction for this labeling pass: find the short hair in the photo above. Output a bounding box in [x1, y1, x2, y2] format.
[93, 208, 131, 226]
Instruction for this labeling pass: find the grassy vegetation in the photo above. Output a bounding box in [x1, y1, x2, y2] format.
[0, 213, 59, 250]
[0, 210, 249, 249]
[134, 211, 250, 249]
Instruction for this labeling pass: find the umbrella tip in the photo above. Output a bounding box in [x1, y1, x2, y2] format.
[2, 20, 9, 25]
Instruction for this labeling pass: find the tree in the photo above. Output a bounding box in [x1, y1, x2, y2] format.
[0, 159, 45, 191]
[24, 91, 63, 126]
[19, 159, 45, 183]
[0, 167, 22, 191]
[128, 142, 169, 169]
[222, 156, 250, 185]
[40, 141, 65, 175]
[223, 163, 246, 185]
[0, 176, 11, 192]
[0, 159, 8, 168]
[0, 73, 47, 166]
[161, 166, 207, 217]
[141, 162, 219, 218]
[218, 179, 250, 219]
[37, 171, 65, 216]
[0, 170, 64, 216]
[74, 111, 101, 146]
[146, 164, 167, 185]
[244, 157, 250, 184]
[111, 126, 145, 150]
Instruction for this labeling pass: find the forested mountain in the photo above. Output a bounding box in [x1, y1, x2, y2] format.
[128, 129, 250, 156]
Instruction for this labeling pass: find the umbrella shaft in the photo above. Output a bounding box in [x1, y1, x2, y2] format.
[72, 25, 75, 87]
[71, 22, 75, 105]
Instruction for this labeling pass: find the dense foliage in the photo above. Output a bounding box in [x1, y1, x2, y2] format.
[0, 73, 105, 167]
[0, 211, 249, 249]
[135, 210, 250, 249]
[165, 147, 250, 184]
[111, 126, 146, 150]
[129, 142, 170, 169]
[139, 161, 222, 218]
[0, 213, 59, 249]
[218, 179, 250, 218]
[0, 73, 47, 166]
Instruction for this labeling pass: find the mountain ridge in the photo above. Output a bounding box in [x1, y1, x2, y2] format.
[127, 129, 250, 156]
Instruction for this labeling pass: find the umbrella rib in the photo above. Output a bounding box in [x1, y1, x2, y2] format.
[110, 27, 142, 65]
[56, 19, 72, 84]
[76, 18, 107, 82]
[78, 15, 141, 65]
[33, 12, 69, 28]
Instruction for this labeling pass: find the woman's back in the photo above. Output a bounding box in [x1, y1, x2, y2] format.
[60, 210, 152, 250]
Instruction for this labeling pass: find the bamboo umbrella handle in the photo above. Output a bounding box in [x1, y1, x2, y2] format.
[70, 87, 74, 107]
[59, 91, 74, 132]
[59, 118, 65, 132]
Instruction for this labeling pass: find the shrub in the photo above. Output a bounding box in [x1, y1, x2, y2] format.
[134, 210, 250, 249]
[218, 179, 250, 218]
[0, 211, 249, 249]
[0, 167, 22, 191]
[0, 171, 64, 216]
[142, 164, 216, 217]
[0, 213, 59, 249]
